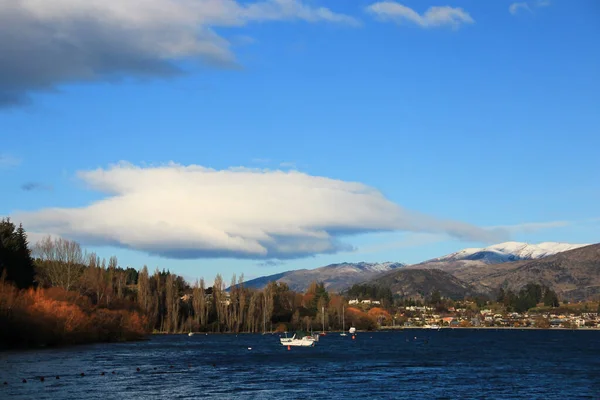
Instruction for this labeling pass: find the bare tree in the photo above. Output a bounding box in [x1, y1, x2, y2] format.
[263, 283, 275, 333]
[212, 274, 225, 331]
[247, 291, 260, 332]
[115, 270, 126, 299]
[192, 278, 207, 328]
[165, 273, 180, 333]
[34, 236, 85, 291]
[137, 266, 151, 313]
[227, 274, 238, 332]
[237, 274, 246, 332]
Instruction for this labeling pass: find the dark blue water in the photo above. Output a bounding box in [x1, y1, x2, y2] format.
[1, 329, 599, 399]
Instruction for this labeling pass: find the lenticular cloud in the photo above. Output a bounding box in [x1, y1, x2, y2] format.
[14, 162, 506, 259]
[0, 0, 357, 106]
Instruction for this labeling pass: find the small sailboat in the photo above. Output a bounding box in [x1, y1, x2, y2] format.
[188, 332, 194, 337]
[340, 306, 347, 336]
[280, 332, 316, 347]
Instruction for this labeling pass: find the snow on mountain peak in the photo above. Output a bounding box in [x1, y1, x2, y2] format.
[326, 261, 405, 274]
[432, 241, 588, 264]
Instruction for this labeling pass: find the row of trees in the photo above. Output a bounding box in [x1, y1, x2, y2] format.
[344, 284, 393, 306]
[0, 220, 146, 348]
[2, 220, 577, 347]
[1, 222, 382, 346]
[497, 284, 560, 312]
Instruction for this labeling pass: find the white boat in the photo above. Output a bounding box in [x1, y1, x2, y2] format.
[340, 307, 347, 336]
[349, 326, 356, 334]
[280, 332, 316, 347]
[188, 332, 194, 337]
[426, 324, 441, 330]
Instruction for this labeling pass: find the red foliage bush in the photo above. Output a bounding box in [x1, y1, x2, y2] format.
[346, 307, 377, 330]
[0, 281, 148, 348]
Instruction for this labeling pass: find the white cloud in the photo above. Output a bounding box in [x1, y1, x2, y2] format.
[12, 162, 507, 260]
[366, 2, 474, 28]
[0, 0, 358, 106]
[509, 2, 531, 15]
[509, 0, 550, 15]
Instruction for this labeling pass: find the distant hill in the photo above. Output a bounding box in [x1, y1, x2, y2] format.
[451, 243, 600, 301]
[423, 241, 588, 265]
[408, 242, 590, 293]
[362, 269, 477, 300]
[236, 241, 598, 300]
[238, 262, 405, 292]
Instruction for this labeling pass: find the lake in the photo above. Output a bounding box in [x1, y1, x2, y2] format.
[1, 329, 599, 399]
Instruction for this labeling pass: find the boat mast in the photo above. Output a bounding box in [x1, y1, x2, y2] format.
[322, 306, 325, 333]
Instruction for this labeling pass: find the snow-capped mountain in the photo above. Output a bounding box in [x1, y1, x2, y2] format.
[238, 261, 406, 292]
[431, 242, 589, 265]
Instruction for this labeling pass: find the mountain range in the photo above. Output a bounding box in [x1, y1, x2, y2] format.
[238, 241, 599, 301]
[424, 241, 588, 265]
[242, 262, 405, 292]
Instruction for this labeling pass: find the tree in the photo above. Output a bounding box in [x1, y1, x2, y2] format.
[497, 288, 506, 303]
[543, 288, 560, 308]
[34, 236, 84, 291]
[237, 275, 246, 332]
[192, 278, 208, 328]
[429, 290, 442, 306]
[0, 219, 35, 288]
[212, 274, 225, 331]
[165, 273, 180, 333]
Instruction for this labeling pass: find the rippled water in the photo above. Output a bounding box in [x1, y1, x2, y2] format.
[1, 329, 600, 399]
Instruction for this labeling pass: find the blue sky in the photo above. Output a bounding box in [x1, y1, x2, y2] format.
[1, 0, 599, 283]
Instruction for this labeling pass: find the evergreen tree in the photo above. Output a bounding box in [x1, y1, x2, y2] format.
[0, 219, 35, 288]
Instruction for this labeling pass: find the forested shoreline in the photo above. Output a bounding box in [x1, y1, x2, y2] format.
[1, 219, 580, 349]
[0, 219, 383, 349]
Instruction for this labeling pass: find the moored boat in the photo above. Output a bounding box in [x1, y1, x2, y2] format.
[280, 332, 317, 347]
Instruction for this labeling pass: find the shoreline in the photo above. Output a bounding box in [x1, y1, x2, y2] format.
[151, 326, 600, 335]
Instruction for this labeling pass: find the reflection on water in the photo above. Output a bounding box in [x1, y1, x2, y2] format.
[1, 330, 600, 399]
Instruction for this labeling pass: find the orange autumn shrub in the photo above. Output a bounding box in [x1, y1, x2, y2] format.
[0, 281, 148, 348]
[345, 307, 377, 331]
[367, 307, 392, 322]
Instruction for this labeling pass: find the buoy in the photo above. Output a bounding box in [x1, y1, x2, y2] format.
[169, 365, 174, 369]
[56, 376, 60, 379]
[247, 347, 252, 350]
[101, 372, 105, 376]
[22, 379, 27, 383]
[80, 373, 85, 377]
[3, 381, 7, 385]
[40, 377, 45, 382]
[112, 371, 116, 375]
[351, 335, 355, 340]
[136, 368, 140, 372]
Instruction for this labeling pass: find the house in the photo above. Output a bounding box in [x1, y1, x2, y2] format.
[348, 299, 381, 305]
